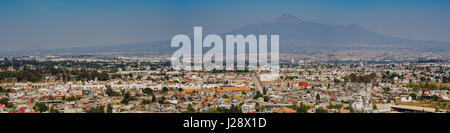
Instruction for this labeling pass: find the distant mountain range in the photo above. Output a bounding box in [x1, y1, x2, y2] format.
[231, 14, 449, 52]
[3, 14, 449, 56]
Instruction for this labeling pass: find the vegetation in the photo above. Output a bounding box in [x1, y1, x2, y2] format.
[253, 91, 263, 99]
[263, 96, 270, 102]
[105, 85, 121, 97]
[49, 106, 60, 113]
[34, 103, 49, 113]
[141, 99, 152, 105]
[344, 105, 356, 113]
[121, 92, 135, 104]
[344, 73, 377, 83]
[293, 102, 311, 113]
[406, 83, 449, 91]
[161, 87, 169, 94]
[206, 104, 243, 113]
[65, 96, 78, 102]
[86, 105, 105, 113]
[107, 104, 113, 113]
[182, 104, 197, 113]
[327, 103, 343, 111]
[315, 108, 329, 113]
[142, 88, 153, 96]
[0, 86, 12, 93]
[0, 98, 14, 108]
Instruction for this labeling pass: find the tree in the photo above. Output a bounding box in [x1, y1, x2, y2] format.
[137, 75, 143, 80]
[431, 95, 439, 101]
[141, 99, 151, 105]
[161, 87, 169, 93]
[182, 104, 197, 113]
[344, 105, 355, 113]
[334, 104, 343, 110]
[253, 91, 263, 99]
[105, 85, 120, 97]
[121, 92, 135, 104]
[214, 104, 243, 113]
[87, 105, 105, 113]
[409, 93, 417, 100]
[315, 108, 328, 113]
[107, 104, 113, 113]
[0, 86, 5, 93]
[33, 103, 49, 113]
[34, 106, 39, 112]
[328, 103, 343, 111]
[316, 93, 321, 100]
[151, 94, 156, 103]
[65, 96, 77, 101]
[263, 96, 270, 102]
[0, 98, 8, 105]
[158, 97, 166, 104]
[142, 88, 153, 96]
[50, 106, 60, 113]
[98, 71, 110, 81]
[295, 103, 310, 113]
[128, 73, 133, 79]
[383, 87, 390, 94]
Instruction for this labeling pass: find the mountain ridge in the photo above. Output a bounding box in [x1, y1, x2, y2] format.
[2, 14, 449, 56]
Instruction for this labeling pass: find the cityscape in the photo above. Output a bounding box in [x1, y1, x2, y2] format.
[0, 0, 449, 114]
[0, 52, 448, 113]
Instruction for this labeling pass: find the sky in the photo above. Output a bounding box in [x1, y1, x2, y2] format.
[0, 0, 449, 51]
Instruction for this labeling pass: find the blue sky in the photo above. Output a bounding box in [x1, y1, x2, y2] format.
[0, 0, 449, 51]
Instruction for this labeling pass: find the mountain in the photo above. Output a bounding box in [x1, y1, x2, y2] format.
[3, 14, 449, 56]
[229, 14, 449, 52]
[270, 13, 302, 24]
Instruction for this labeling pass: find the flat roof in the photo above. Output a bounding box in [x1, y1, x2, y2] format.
[391, 105, 437, 113]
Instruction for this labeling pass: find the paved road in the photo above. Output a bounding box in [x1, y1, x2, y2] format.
[252, 73, 264, 93]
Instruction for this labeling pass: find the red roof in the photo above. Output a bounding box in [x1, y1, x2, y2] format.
[299, 82, 309, 87]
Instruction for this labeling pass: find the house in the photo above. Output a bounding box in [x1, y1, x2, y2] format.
[400, 96, 413, 102]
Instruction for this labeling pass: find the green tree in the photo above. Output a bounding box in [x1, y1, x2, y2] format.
[263, 96, 270, 102]
[50, 106, 60, 113]
[105, 85, 120, 97]
[344, 105, 355, 113]
[142, 88, 153, 96]
[315, 108, 328, 113]
[33, 103, 49, 113]
[253, 91, 263, 99]
[182, 104, 197, 113]
[161, 87, 169, 93]
[295, 103, 311, 113]
[87, 105, 105, 113]
[137, 75, 143, 80]
[141, 99, 151, 105]
[431, 95, 439, 101]
[0, 86, 5, 93]
[151, 94, 156, 103]
[65, 96, 78, 101]
[0, 98, 8, 105]
[383, 87, 390, 94]
[409, 93, 417, 100]
[107, 104, 113, 113]
[121, 92, 135, 104]
[158, 97, 166, 104]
